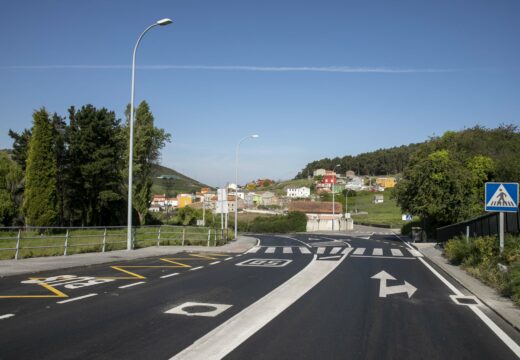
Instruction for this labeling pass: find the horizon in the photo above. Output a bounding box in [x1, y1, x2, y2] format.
[1, 0, 519, 187]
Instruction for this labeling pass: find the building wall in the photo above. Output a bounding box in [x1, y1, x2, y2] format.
[177, 195, 192, 208]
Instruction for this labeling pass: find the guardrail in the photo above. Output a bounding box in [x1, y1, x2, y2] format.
[0, 225, 228, 260]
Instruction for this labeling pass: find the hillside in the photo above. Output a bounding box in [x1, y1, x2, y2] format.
[151, 163, 211, 196]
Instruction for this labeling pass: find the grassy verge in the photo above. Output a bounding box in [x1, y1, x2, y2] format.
[0, 226, 226, 260]
[444, 234, 520, 306]
[347, 190, 407, 228]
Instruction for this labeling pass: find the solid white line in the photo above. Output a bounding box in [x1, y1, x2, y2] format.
[190, 266, 204, 271]
[470, 306, 520, 357]
[170, 250, 348, 359]
[330, 247, 342, 254]
[342, 248, 353, 255]
[353, 248, 365, 255]
[319, 255, 341, 260]
[57, 293, 97, 304]
[299, 246, 311, 254]
[283, 247, 293, 254]
[409, 249, 424, 257]
[247, 246, 260, 253]
[209, 261, 221, 265]
[119, 281, 146, 289]
[0, 314, 15, 320]
[161, 273, 180, 279]
[373, 248, 383, 256]
[277, 235, 313, 249]
[316, 247, 325, 254]
[391, 249, 404, 257]
[224, 257, 233, 260]
[417, 257, 463, 295]
[265, 247, 276, 254]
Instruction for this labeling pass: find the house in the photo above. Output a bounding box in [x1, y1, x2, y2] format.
[346, 170, 356, 179]
[373, 195, 384, 204]
[376, 177, 397, 189]
[313, 168, 326, 177]
[177, 194, 192, 208]
[151, 194, 166, 207]
[260, 191, 279, 206]
[286, 186, 311, 198]
[288, 201, 345, 232]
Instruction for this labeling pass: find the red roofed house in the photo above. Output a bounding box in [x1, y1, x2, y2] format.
[288, 201, 345, 231]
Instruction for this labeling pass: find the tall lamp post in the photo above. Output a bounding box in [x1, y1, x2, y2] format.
[127, 18, 173, 251]
[234, 134, 259, 239]
[332, 164, 341, 231]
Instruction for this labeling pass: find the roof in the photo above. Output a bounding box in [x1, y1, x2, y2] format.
[288, 201, 342, 214]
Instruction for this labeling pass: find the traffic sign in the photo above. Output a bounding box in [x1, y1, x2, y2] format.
[485, 182, 519, 213]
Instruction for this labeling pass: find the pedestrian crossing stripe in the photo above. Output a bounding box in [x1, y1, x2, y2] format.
[244, 246, 421, 258]
[485, 182, 519, 212]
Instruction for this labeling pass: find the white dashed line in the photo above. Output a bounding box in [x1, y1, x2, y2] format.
[161, 273, 180, 279]
[57, 293, 98, 304]
[190, 266, 204, 271]
[119, 281, 146, 289]
[225, 257, 234, 261]
[209, 261, 221, 265]
[0, 314, 15, 320]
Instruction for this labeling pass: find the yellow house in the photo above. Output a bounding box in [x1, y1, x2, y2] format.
[177, 194, 192, 208]
[376, 177, 397, 188]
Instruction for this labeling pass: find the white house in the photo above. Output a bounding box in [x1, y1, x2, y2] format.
[286, 186, 311, 199]
[313, 169, 326, 177]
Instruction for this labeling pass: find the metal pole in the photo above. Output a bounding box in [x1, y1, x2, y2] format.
[15, 229, 21, 260]
[127, 20, 172, 251]
[157, 225, 162, 247]
[332, 182, 335, 231]
[202, 198, 206, 227]
[499, 212, 505, 253]
[63, 229, 69, 256]
[102, 228, 107, 252]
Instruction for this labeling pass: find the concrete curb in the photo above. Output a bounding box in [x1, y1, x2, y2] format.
[415, 242, 520, 331]
[0, 235, 258, 278]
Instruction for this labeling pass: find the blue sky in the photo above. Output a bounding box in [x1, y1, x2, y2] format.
[1, 0, 519, 187]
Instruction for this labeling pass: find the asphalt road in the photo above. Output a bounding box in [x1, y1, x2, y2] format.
[1, 233, 519, 359]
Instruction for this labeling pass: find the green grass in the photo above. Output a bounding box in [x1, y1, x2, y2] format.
[0, 226, 227, 260]
[346, 191, 407, 228]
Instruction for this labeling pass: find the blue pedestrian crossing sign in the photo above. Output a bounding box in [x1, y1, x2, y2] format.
[485, 182, 519, 213]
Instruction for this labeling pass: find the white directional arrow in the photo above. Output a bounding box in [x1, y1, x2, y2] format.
[371, 271, 417, 298]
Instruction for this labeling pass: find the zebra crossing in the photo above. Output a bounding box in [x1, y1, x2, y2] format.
[246, 246, 422, 258]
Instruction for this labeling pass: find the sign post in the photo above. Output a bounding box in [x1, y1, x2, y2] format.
[485, 182, 519, 253]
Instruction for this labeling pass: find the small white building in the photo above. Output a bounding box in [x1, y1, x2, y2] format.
[286, 186, 311, 199]
[313, 169, 326, 177]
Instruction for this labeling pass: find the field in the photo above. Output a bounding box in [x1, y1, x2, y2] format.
[345, 190, 406, 228]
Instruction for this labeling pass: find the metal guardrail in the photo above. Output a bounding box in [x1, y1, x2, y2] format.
[436, 209, 520, 242]
[0, 225, 228, 260]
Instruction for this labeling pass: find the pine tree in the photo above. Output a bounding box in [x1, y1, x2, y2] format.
[124, 101, 170, 225]
[23, 108, 58, 226]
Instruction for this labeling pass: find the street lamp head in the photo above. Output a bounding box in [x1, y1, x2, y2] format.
[157, 18, 173, 26]
[251, 134, 259, 138]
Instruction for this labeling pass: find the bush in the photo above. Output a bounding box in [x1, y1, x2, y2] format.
[444, 237, 471, 265]
[249, 211, 306, 233]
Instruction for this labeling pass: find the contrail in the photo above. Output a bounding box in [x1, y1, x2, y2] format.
[1, 64, 454, 73]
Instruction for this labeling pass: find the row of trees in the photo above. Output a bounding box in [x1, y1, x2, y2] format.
[394, 125, 520, 232]
[295, 143, 421, 179]
[3, 101, 169, 227]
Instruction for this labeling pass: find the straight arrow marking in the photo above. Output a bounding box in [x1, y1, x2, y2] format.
[371, 271, 417, 298]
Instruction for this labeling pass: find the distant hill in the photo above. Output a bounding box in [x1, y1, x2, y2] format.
[151, 163, 211, 196]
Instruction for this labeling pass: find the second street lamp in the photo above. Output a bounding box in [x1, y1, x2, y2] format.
[127, 18, 172, 251]
[332, 164, 340, 231]
[234, 134, 259, 240]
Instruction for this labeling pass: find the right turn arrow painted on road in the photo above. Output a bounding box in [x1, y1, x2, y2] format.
[371, 271, 417, 298]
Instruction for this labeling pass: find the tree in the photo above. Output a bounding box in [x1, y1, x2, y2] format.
[8, 128, 31, 171]
[66, 105, 125, 226]
[0, 153, 23, 225]
[124, 101, 171, 225]
[23, 108, 58, 226]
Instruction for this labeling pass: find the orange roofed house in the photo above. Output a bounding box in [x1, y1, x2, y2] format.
[288, 201, 345, 232]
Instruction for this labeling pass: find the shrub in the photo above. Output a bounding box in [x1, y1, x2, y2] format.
[444, 237, 470, 265]
[249, 211, 306, 233]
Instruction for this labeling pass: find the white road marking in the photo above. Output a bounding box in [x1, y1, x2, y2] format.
[353, 248, 365, 255]
[409, 249, 423, 257]
[316, 247, 326, 254]
[57, 293, 97, 304]
[371, 271, 417, 298]
[342, 248, 353, 255]
[166, 302, 233, 317]
[265, 247, 276, 254]
[372, 248, 383, 256]
[351, 255, 415, 260]
[161, 273, 180, 279]
[119, 281, 146, 289]
[224, 257, 233, 260]
[247, 247, 260, 254]
[319, 255, 341, 260]
[209, 261, 221, 265]
[0, 314, 15, 320]
[299, 246, 311, 254]
[330, 247, 342, 254]
[391, 249, 404, 257]
[170, 253, 348, 360]
[283, 247, 293, 254]
[190, 266, 204, 271]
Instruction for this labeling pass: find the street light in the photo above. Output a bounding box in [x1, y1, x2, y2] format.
[234, 134, 259, 239]
[332, 164, 341, 231]
[127, 18, 173, 251]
